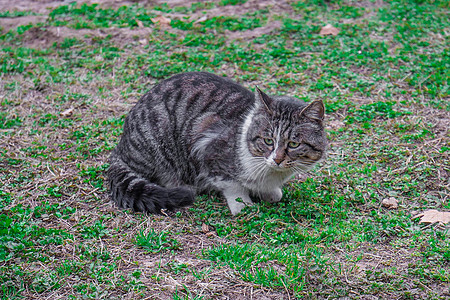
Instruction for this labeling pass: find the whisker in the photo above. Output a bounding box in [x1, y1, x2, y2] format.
[252, 163, 269, 183]
[243, 157, 267, 184]
[256, 164, 270, 183]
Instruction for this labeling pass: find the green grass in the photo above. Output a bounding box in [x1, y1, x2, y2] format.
[0, 10, 37, 18]
[135, 229, 181, 253]
[48, 3, 156, 29]
[0, 0, 449, 298]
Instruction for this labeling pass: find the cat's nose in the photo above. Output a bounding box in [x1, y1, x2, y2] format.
[274, 158, 283, 165]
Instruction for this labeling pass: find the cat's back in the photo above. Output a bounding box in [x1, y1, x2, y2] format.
[121, 72, 256, 152]
[138, 72, 255, 118]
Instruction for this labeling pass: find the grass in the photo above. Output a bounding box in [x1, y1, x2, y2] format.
[0, 0, 449, 298]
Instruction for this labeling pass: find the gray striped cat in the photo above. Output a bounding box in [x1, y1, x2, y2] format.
[107, 72, 327, 215]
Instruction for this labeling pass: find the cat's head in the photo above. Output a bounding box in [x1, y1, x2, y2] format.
[245, 88, 327, 172]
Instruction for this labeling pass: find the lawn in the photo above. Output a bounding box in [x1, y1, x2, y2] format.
[0, 0, 449, 299]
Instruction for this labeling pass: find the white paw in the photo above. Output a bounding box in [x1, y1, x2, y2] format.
[228, 200, 247, 216]
[221, 184, 253, 216]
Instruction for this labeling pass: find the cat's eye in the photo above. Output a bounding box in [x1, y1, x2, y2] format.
[264, 138, 274, 146]
[288, 141, 300, 148]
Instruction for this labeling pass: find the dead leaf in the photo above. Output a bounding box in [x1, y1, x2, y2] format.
[413, 209, 450, 225]
[320, 24, 339, 36]
[136, 19, 144, 28]
[151, 15, 171, 27]
[139, 38, 148, 45]
[60, 108, 73, 117]
[201, 223, 216, 236]
[382, 197, 398, 209]
[194, 15, 208, 24]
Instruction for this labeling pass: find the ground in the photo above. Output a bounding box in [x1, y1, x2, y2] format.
[0, 0, 449, 299]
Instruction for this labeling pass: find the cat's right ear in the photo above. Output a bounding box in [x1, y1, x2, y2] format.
[255, 86, 273, 113]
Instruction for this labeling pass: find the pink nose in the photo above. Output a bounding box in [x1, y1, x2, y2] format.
[274, 158, 283, 165]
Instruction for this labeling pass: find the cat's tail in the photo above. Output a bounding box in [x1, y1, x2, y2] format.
[106, 158, 195, 214]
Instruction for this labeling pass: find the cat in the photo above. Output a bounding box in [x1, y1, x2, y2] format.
[107, 72, 327, 215]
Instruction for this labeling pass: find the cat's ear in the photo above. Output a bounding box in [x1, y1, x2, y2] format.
[300, 100, 325, 122]
[255, 86, 273, 113]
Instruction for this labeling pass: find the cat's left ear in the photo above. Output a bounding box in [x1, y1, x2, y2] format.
[255, 86, 273, 113]
[300, 100, 325, 122]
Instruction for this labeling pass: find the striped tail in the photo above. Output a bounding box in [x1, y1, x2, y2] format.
[106, 158, 195, 214]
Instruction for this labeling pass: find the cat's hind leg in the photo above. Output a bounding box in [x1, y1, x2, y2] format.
[107, 154, 195, 214]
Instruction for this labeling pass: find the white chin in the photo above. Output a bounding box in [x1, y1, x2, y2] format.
[268, 163, 286, 171]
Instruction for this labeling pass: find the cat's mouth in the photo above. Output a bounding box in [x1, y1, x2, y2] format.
[270, 164, 287, 171]
[267, 160, 294, 171]
[265, 154, 321, 172]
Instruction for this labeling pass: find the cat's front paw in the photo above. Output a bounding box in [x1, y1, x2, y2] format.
[262, 188, 283, 203]
[220, 182, 254, 215]
[228, 200, 247, 216]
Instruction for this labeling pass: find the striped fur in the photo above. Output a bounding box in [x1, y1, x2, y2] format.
[107, 72, 327, 215]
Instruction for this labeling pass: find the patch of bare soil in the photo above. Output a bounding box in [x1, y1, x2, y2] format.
[350, 0, 385, 8]
[20, 26, 62, 47]
[0, 15, 47, 32]
[0, 0, 64, 14]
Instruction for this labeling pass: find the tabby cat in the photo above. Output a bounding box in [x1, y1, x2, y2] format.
[107, 72, 327, 215]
